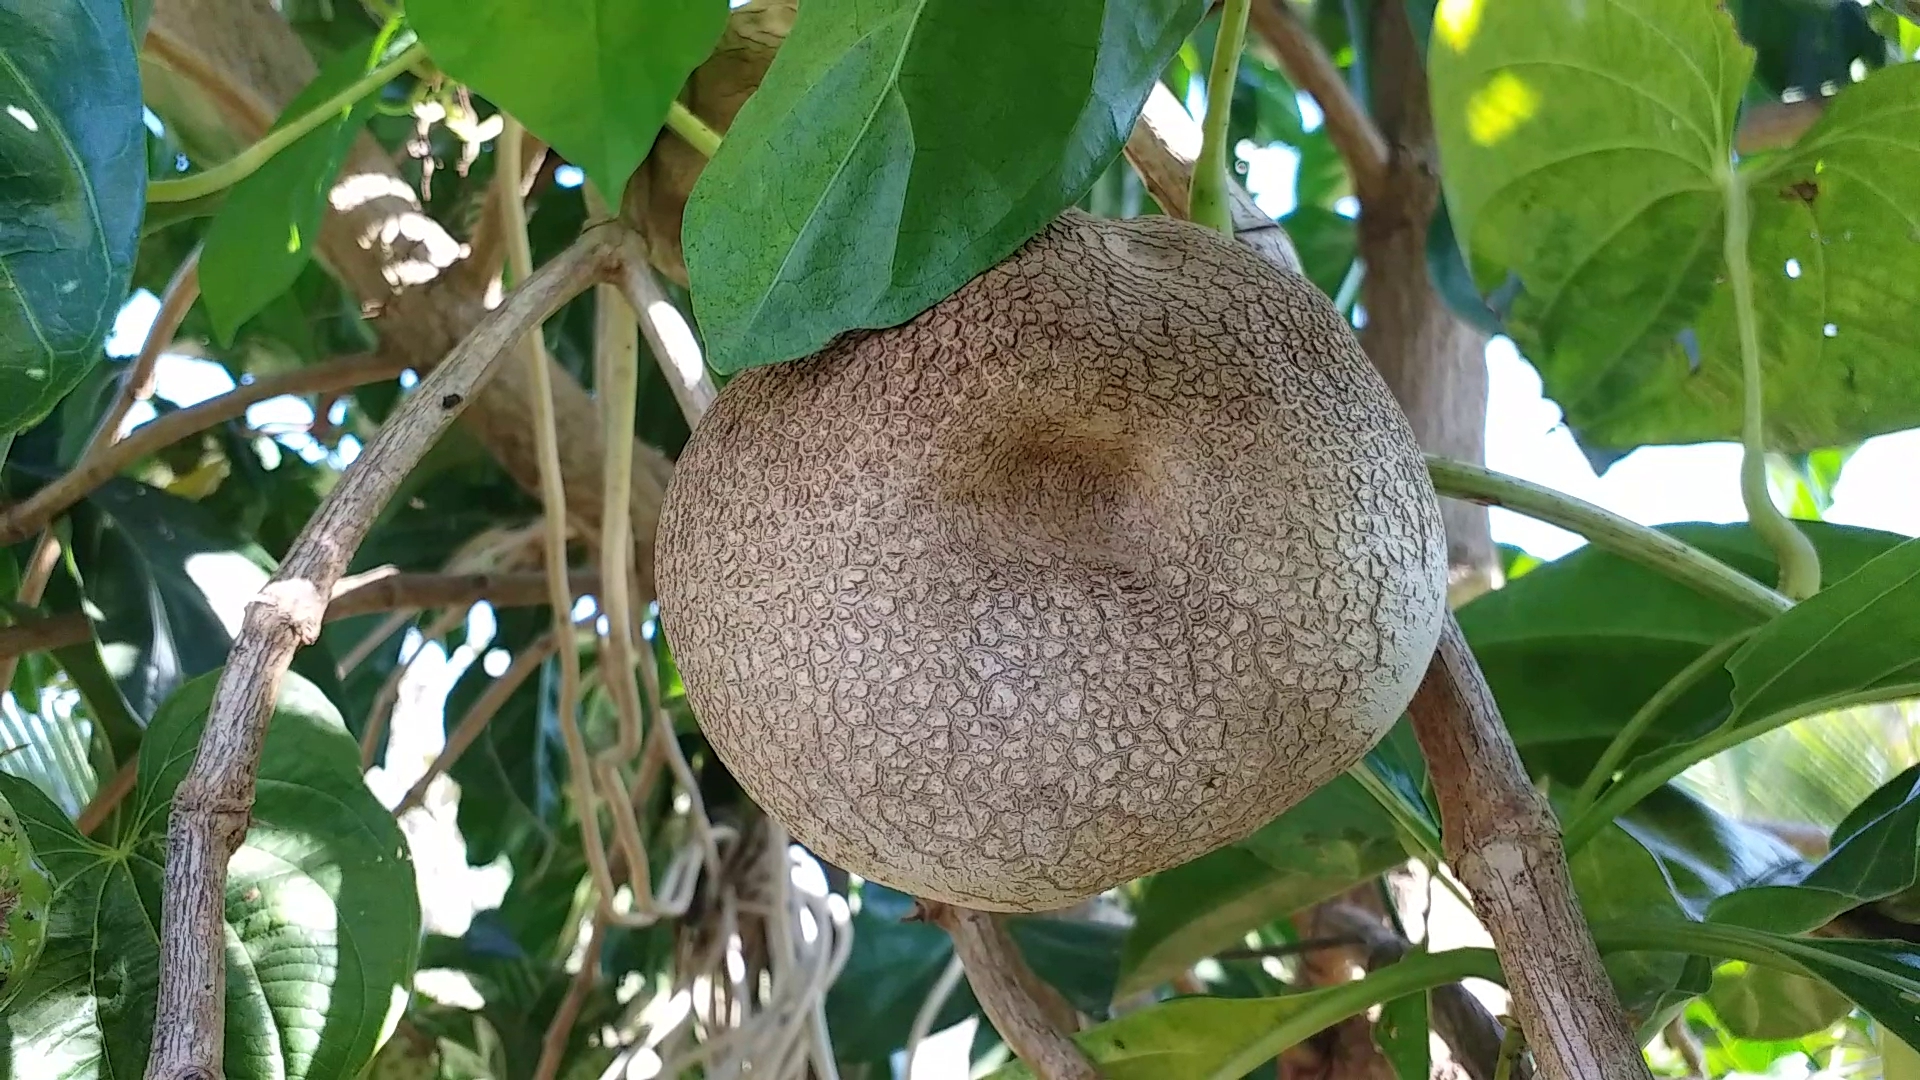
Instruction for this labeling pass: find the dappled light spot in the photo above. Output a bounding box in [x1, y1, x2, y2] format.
[1436, 0, 1484, 53]
[330, 172, 469, 287]
[1467, 71, 1538, 147]
[1786, 258, 1802, 279]
[1824, 323, 1839, 337]
[6, 104, 38, 132]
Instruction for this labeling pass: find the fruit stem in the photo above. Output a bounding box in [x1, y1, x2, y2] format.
[667, 101, 723, 159]
[1191, 0, 1251, 235]
[1425, 456, 1790, 620]
[1721, 159, 1821, 600]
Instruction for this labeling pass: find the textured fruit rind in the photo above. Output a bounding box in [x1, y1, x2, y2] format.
[0, 789, 51, 1009]
[657, 209, 1449, 912]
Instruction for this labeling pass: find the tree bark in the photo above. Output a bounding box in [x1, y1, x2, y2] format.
[1356, 2, 1498, 604]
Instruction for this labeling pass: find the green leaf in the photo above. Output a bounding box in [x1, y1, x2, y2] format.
[0, 668, 420, 1079]
[1761, 937, 1920, 1051]
[1457, 522, 1903, 778]
[1430, 2, 1920, 454]
[0, 0, 146, 436]
[1706, 960, 1852, 1042]
[683, 0, 1208, 373]
[408, 0, 728, 194]
[979, 948, 1505, 1080]
[199, 32, 397, 344]
[1727, 535, 1920, 732]
[1710, 764, 1920, 933]
[66, 478, 270, 723]
[1373, 988, 1431, 1080]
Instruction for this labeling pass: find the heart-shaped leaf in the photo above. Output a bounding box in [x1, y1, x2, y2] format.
[1430, 0, 1920, 454]
[408, 0, 730, 194]
[684, 0, 1208, 372]
[0, 0, 146, 435]
[0, 669, 421, 1080]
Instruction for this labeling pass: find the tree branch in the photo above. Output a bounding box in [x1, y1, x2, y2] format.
[143, 227, 622, 1080]
[1248, 0, 1388, 197]
[535, 912, 608, 1080]
[921, 902, 1095, 1080]
[1735, 99, 1825, 155]
[0, 353, 409, 545]
[1408, 616, 1651, 1080]
[0, 569, 598, 664]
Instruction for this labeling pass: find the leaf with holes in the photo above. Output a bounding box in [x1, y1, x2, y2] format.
[684, 0, 1209, 372]
[0, 669, 420, 1080]
[1430, 1, 1920, 454]
[408, 0, 729, 193]
[0, 0, 146, 436]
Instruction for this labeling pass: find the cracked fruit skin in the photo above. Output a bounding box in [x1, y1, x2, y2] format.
[656, 209, 1449, 912]
[0, 789, 51, 1009]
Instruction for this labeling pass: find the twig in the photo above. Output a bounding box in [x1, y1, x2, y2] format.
[614, 238, 716, 420]
[0, 353, 409, 545]
[906, 954, 968, 1075]
[394, 629, 563, 813]
[0, 570, 597, 664]
[1425, 456, 1790, 620]
[144, 226, 621, 1080]
[1248, 0, 1388, 197]
[1123, 82, 1301, 275]
[1407, 615, 1652, 1080]
[0, 534, 64, 703]
[534, 912, 608, 1080]
[89, 245, 203, 455]
[77, 759, 139, 836]
[922, 903, 1097, 1080]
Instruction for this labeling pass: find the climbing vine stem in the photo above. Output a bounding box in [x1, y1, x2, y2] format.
[1425, 457, 1789, 619]
[148, 34, 424, 203]
[1722, 160, 1821, 600]
[1190, 0, 1251, 234]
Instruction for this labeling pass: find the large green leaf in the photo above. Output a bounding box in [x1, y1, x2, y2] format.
[1116, 725, 1418, 997]
[0, 669, 420, 1080]
[1429, 0, 1920, 453]
[979, 948, 1506, 1080]
[1457, 522, 1903, 777]
[1726, 535, 1920, 733]
[408, 0, 728, 193]
[65, 478, 270, 723]
[683, 0, 1208, 372]
[0, 0, 145, 435]
[199, 32, 399, 344]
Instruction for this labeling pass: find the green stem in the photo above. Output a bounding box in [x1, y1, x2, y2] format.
[1190, 0, 1251, 234]
[1492, 1021, 1525, 1080]
[666, 101, 723, 159]
[147, 40, 425, 204]
[1565, 687, 1898, 853]
[1722, 161, 1821, 600]
[1204, 948, 1505, 1080]
[1426, 456, 1790, 620]
[1347, 762, 1446, 865]
[1567, 629, 1754, 819]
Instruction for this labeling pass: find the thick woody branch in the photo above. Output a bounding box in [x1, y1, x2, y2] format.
[1248, 0, 1388, 197]
[1408, 616, 1651, 1080]
[0, 570, 598, 663]
[144, 227, 621, 1080]
[922, 903, 1096, 1080]
[0, 353, 408, 545]
[1735, 99, 1825, 154]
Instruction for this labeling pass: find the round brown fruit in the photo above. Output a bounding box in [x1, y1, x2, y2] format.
[656, 208, 1448, 912]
